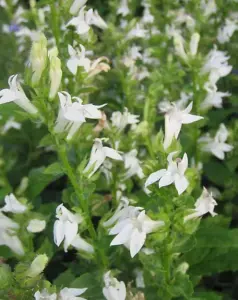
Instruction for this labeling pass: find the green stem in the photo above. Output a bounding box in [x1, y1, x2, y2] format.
[53, 135, 97, 240]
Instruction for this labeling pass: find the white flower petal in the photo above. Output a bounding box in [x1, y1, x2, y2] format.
[145, 169, 166, 187]
[174, 175, 189, 195]
[130, 228, 146, 257]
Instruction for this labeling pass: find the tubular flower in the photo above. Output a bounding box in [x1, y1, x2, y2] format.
[54, 92, 106, 140]
[59, 287, 87, 300]
[49, 47, 62, 99]
[145, 152, 189, 195]
[199, 123, 233, 160]
[184, 187, 217, 221]
[162, 101, 203, 149]
[109, 209, 164, 257]
[0, 193, 27, 214]
[103, 271, 126, 300]
[83, 138, 123, 177]
[0, 75, 38, 114]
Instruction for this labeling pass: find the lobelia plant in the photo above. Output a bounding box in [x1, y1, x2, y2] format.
[0, 0, 238, 299]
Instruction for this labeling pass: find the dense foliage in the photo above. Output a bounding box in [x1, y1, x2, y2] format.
[0, 0, 238, 299]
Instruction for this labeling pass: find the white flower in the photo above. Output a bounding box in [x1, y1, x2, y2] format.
[103, 198, 142, 228]
[0, 212, 24, 255]
[199, 123, 233, 160]
[123, 149, 144, 179]
[1, 117, 21, 134]
[184, 187, 217, 221]
[109, 208, 164, 257]
[67, 44, 110, 77]
[201, 84, 230, 109]
[111, 108, 139, 131]
[67, 44, 91, 75]
[53, 204, 83, 252]
[0, 193, 27, 214]
[0, 75, 38, 114]
[59, 287, 87, 300]
[122, 45, 142, 67]
[67, 6, 107, 35]
[145, 152, 189, 195]
[202, 47, 232, 86]
[27, 219, 46, 233]
[217, 18, 238, 44]
[103, 271, 126, 300]
[127, 23, 147, 39]
[200, 0, 217, 17]
[70, 234, 94, 253]
[54, 92, 106, 140]
[83, 138, 123, 177]
[163, 101, 203, 149]
[142, 5, 154, 24]
[168, 8, 195, 30]
[34, 289, 57, 300]
[117, 0, 130, 17]
[70, 0, 87, 15]
[101, 159, 113, 183]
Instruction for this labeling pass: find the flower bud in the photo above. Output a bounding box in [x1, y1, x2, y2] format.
[49, 48, 62, 99]
[27, 254, 48, 278]
[189, 32, 200, 56]
[173, 33, 188, 61]
[30, 33, 48, 86]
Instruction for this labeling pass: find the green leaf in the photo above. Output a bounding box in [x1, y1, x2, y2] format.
[54, 269, 75, 288]
[71, 272, 104, 300]
[27, 167, 63, 198]
[168, 273, 193, 299]
[44, 162, 64, 176]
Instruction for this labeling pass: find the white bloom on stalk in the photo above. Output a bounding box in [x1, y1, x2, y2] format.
[67, 44, 91, 75]
[123, 149, 144, 179]
[202, 47, 232, 86]
[0, 193, 27, 214]
[54, 92, 106, 140]
[0, 212, 24, 255]
[168, 8, 195, 31]
[162, 101, 203, 149]
[27, 219, 46, 233]
[142, 4, 154, 24]
[67, 6, 107, 35]
[83, 138, 123, 177]
[127, 23, 147, 39]
[59, 287, 87, 300]
[111, 108, 139, 131]
[0, 75, 38, 114]
[117, 0, 130, 17]
[53, 204, 82, 252]
[145, 152, 189, 195]
[34, 289, 57, 300]
[109, 206, 164, 257]
[184, 187, 217, 221]
[70, 0, 88, 15]
[67, 44, 110, 77]
[199, 123, 233, 160]
[200, 0, 217, 17]
[201, 84, 230, 109]
[103, 271, 127, 300]
[217, 18, 238, 44]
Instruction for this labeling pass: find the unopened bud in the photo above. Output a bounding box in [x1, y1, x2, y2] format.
[27, 254, 48, 278]
[189, 33, 200, 56]
[174, 34, 188, 61]
[49, 48, 62, 99]
[30, 33, 48, 86]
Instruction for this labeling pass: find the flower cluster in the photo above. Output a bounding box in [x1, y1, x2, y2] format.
[0, 0, 236, 299]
